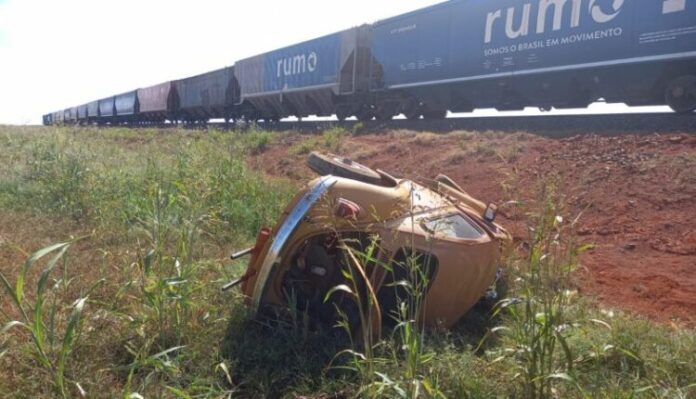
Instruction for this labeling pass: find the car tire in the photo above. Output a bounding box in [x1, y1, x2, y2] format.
[307, 152, 384, 186]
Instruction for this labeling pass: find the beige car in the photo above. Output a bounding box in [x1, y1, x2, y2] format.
[224, 152, 512, 330]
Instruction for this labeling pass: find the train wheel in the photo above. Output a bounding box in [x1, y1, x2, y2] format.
[375, 111, 394, 121]
[356, 108, 374, 122]
[404, 112, 421, 120]
[336, 108, 350, 122]
[666, 75, 696, 113]
[404, 109, 421, 120]
[423, 109, 447, 120]
[402, 100, 421, 120]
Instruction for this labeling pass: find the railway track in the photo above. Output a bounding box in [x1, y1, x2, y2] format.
[207, 112, 696, 137]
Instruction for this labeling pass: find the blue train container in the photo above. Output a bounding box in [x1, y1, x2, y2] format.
[236, 27, 368, 119]
[77, 104, 89, 122]
[63, 107, 78, 123]
[98, 97, 115, 119]
[369, 0, 696, 114]
[41, 0, 696, 122]
[87, 101, 100, 120]
[115, 91, 139, 120]
[52, 111, 63, 125]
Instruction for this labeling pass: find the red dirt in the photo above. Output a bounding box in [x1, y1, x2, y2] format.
[250, 130, 696, 326]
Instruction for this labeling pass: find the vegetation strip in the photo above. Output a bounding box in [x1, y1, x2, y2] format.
[0, 126, 694, 398]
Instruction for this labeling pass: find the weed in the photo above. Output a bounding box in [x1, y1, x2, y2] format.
[290, 128, 347, 156]
[352, 122, 365, 136]
[324, 186, 444, 398]
[322, 127, 346, 153]
[290, 139, 319, 156]
[25, 141, 93, 220]
[672, 153, 696, 188]
[0, 241, 103, 398]
[412, 132, 439, 146]
[472, 143, 496, 158]
[0, 126, 694, 398]
[497, 143, 524, 163]
[489, 180, 580, 398]
[242, 129, 273, 155]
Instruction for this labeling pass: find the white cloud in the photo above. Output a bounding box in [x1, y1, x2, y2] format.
[0, 0, 437, 124]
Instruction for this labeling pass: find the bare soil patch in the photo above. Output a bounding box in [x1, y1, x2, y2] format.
[251, 131, 696, 325]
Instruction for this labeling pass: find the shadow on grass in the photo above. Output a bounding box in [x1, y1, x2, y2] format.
[443, 297, 505, 356]
[220, 308, 354, 398]
[218, 292, 503, 398]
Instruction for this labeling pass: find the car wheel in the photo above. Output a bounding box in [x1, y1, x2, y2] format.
[307, 152, 384, 186]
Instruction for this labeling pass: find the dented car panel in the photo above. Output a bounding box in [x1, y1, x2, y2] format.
[237, 158, 512, 329]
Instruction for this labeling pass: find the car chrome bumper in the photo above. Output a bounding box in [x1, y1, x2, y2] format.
[250, 176, 338, 314]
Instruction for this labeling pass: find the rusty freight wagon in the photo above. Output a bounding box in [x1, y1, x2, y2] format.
[175, 67, 237, 123]
[137, 82, 178, 123]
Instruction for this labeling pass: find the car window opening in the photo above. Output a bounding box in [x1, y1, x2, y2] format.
[422, 213, 486, 240]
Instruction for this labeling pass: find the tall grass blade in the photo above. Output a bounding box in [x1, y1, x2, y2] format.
[17, 242, 70, 303]
[34, 244, 71, 350]
[0, 271, 23, 319]
[2, 320, 30, 334]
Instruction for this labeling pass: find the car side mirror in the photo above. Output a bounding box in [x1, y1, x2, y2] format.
[484, 203, 498, 223]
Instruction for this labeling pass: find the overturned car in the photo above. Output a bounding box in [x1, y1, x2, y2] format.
[225, 152, 512, 330]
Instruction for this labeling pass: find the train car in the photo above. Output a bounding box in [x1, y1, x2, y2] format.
[64, 107, 78, 124]
[175, 68, 236, 122]
[77, 104, 89, 124]
[137, 81, 178, 123]
[52, 111, 62, 125]
[42, 0, 695, 123]
[235, 26, 371, 121]
[368, 0, 696, 117]
[42, 114, 52, 126]
[87, 100, 100, 123]
[98, 97, 116, 124]
[115, 91, 139, 123]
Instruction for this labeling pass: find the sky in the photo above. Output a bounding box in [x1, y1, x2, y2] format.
[0, 0, 440, 124]
[0, 0, 668, 125]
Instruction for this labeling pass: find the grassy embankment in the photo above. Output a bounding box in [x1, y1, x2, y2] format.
[0, 126, 693, 398]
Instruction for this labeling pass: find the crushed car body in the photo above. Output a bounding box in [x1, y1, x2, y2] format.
[225, 152, 512, 330]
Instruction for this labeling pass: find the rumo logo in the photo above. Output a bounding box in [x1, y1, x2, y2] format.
[484, 0, 626, 43]
[276, 52, 318, 78]
[663, 0, 686, 14]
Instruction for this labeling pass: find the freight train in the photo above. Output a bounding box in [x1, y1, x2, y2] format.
[43, 0, 696, 125]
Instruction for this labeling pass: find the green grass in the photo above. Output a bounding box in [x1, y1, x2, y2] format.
[0, 126, 694, 398]
[289, 127, 346, 155]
